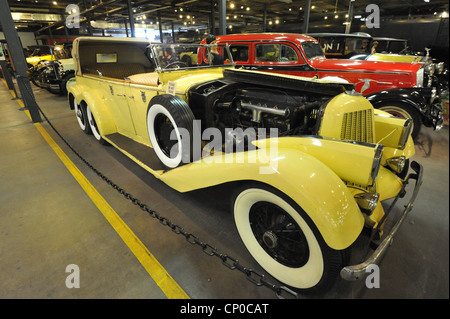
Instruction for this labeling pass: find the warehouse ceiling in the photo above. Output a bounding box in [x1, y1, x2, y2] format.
[4, 0, 450, 38]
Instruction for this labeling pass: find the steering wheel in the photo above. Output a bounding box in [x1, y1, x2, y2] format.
[164, 61, 188, 69]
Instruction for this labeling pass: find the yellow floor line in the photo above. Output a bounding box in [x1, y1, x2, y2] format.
[2, 79, 189, 299]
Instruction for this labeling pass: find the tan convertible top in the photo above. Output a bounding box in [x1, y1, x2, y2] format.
[72, 37, 156, 77]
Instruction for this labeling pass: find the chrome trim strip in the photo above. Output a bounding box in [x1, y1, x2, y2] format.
[370, 144, 383, 186]
[399, 118, 413, 150]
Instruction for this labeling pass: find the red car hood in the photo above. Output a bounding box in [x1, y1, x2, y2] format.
[310, 57, 422, 74]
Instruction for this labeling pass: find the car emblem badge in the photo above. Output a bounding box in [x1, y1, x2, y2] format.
[141, 91, 146, 103]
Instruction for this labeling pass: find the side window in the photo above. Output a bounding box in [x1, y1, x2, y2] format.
[230, 45, 249, 62]
[280, 44, 298, 62]
[96, 53, 117, 63]
[255, 44, 279, 62]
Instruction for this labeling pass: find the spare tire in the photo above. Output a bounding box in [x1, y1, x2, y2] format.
[147, 94, 199, 169]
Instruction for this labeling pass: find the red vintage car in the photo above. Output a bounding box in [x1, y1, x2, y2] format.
[201, 33, 423, 95]
[199, 33, 443, 138]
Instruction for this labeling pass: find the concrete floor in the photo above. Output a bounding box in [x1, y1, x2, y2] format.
[0, 80, 448, 299]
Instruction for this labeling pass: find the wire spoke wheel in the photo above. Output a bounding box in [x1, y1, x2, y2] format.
[249, 201, 309, 268]
[233, 184, 349, 292]
[153, 113, 178, 158]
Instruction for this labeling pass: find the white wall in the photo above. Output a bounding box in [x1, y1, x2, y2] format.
[0, 31, 37, 48]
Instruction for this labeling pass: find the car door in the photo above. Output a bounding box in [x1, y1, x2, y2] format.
[99, 79, 137, 137]
[251, 42, 314, 77]
[125, 81, 159, 145]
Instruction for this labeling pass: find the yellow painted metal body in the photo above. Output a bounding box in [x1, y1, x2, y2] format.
[159, 146, 365, 250]
[68, 38, 416, 251]
[366, 53, 424, 63]
[26, 54, 55, 66]
[158, 67, 229, 96]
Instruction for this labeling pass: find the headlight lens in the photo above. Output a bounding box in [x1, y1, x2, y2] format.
[424, 63, 435, 76]
[387, 156, 407, 173]
[436, 62, 445, 74]
[354, 192, 379, 215]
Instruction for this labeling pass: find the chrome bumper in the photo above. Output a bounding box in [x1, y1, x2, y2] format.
[340, 161, 423, 281]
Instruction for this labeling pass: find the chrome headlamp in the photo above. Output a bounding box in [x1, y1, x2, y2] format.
[436, 62, 445, 74]
[387, 155, 407, 173]
[424, 63, 435, 76]
[354, 192, 379, 215]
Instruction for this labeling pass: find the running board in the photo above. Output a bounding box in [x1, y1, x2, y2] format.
[104, 133, 166, 174]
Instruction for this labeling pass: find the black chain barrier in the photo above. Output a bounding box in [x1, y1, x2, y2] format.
[21, 76, 299, 299]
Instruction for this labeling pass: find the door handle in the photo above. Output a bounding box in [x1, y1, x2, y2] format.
[116, 93, 126, 97]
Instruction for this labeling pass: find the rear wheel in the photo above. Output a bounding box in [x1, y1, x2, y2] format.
[73, 98, 91, 134]
[86, 105, 107, 145]
[232, 183, 349, 293]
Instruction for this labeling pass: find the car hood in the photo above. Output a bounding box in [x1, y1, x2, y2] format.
[309, 57, 422, 73]
[158, 67, 232, 92]
[26, 55, 55, 65]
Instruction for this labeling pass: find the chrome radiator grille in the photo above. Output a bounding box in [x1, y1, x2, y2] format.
[340, 109, 374, 143]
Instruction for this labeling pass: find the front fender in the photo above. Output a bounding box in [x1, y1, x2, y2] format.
[365, 87, 428, 115]
[68, 80, 116, 136]
[160, 147, 364, 250]
[65, 77, 77, 97]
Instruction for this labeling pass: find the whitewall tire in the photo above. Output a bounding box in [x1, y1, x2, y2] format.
[232, 184, 348, 292]
[147, 95, 197, 169]
[74, 98, 91, 134]
[86, 105, 107, 144]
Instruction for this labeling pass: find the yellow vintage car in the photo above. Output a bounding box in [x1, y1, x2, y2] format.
[26, 45, 55, 67]
[68, 37, 423, 293]
[27, 44, 72, 87]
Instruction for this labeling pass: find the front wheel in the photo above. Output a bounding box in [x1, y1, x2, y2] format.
[30, 69, 43, 87]
[232, 184, 349, 293]
[378, 103, 421, 139]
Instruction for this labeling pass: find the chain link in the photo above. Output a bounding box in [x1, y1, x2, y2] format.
[23, 81, 299, 299]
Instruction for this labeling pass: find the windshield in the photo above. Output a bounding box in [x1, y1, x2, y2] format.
[29, 46, 52, 57]
[301, 41, 325, 60]
[346, 38, 370, 54]
[148, 43, 234, 71]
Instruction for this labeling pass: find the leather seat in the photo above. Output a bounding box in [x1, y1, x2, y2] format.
[126, 72, 159, 86]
